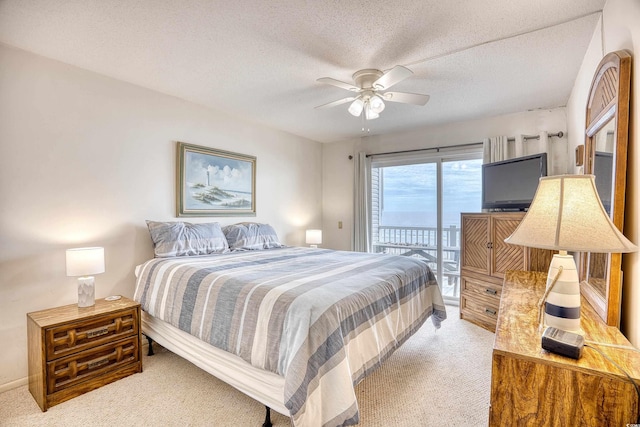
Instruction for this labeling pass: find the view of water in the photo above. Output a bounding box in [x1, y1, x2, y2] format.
[381, 210, 472, 228]
[375, 157, 483, 229]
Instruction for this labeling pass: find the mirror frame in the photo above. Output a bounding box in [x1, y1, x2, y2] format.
[580, 50, 631, 327]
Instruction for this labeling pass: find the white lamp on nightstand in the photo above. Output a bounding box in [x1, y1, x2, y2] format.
[66, 247, 105, 308]
[504, 175, 637, 332]
[306, 229, 322, 248]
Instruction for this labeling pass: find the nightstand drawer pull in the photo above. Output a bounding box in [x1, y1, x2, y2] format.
[485, 288, 498, 295]
[86, 326, 110, 339]
[485, 308, 497, 316]
[87, 356, 109, 370]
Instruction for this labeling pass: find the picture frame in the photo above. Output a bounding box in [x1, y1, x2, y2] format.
[176, 142, 256, 217]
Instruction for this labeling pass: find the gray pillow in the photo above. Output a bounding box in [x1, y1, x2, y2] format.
[146, 221, 229, 257]
[223, 223, 284, 251]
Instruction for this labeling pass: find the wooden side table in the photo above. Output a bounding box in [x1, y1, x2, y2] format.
[27, 296, 142, 411]
[490, 271, 640, 426]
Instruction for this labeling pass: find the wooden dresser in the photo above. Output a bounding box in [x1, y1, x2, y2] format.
[459, 212, 553, 332]
[490, 271, 640, 426]
[27, 297, 142, 411]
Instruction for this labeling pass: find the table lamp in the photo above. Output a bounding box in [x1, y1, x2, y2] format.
[504, 175, 637, 332]
[305, 229, 322, 248]
[66, 247, 105, 307]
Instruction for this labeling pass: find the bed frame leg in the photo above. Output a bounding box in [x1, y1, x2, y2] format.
[145, 335, 155, 356]
[262, 406, 273, 427]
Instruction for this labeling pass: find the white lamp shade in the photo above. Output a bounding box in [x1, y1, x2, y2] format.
[305, 229, 322, 245]
[369, 95, 385, 114]
[364, 103, 379, 120]
[348, 98, 364, 117]
[66, 247, 105, 277]
[505, 175, 637, 253]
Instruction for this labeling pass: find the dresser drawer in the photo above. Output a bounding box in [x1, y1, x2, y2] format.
[46, 335, 139, 394]
[46, 308, 139, 360]
[460, 292, 500, 331]
[461, 277, 503, 301]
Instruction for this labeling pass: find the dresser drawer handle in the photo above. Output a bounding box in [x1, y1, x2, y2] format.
[87, 356, 110, 370]
[485, 288, 498, 295]
[86, 326, 110, 339]
[485, 308, 497, 316]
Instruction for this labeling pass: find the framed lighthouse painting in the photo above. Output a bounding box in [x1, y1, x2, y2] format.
[176, 142, 256, 217]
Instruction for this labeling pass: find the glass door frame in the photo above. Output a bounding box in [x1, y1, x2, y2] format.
[369, 147, 483, 304]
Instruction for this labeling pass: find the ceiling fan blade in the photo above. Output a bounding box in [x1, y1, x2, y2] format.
[383, 91, 430, 106]
[316, 77, 359, 92]
[315, 96, 357, 109]
[373, 65, 413, 90]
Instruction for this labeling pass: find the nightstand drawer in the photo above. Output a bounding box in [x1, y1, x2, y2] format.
[46, 335, 139, 394]
[46, 308, 139, 360]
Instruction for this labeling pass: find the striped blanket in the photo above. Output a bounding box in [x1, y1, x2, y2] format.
[134, 247, 446, 426]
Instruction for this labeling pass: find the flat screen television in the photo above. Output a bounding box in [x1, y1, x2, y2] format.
[482, 153, 548, 210]
[594, 151, 613, 213]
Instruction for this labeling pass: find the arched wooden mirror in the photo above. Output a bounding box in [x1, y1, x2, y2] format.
[580, 50, 631, 327]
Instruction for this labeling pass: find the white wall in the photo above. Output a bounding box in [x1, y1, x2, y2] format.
[322, 108, 568, 251]
[0, 44, 322, 389]
[322, 140, 358, 251]
[566, 0, 640, 345]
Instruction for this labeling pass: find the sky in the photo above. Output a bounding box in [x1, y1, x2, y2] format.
[378, 158, 482, 227]
[186, 150, 253, 193]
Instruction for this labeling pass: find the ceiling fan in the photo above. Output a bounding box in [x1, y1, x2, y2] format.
[315, 65, 430, 120]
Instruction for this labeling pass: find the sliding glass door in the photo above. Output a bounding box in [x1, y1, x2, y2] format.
[370, 150, 482, 303]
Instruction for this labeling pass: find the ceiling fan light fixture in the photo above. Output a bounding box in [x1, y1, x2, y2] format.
[348, 98, 364, 117]
[369, 95, 385, 114]
[364, 102, 379, 120]
[316, 65, 429, 122]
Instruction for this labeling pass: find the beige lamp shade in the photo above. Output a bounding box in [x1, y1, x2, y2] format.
[66, 247, 105, 277]
[505, 175, 637, 253]
[305, 229, 323, 245]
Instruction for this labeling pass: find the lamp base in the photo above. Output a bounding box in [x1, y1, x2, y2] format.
[78, 276, 96, 307]
[543, 253, 581, 333]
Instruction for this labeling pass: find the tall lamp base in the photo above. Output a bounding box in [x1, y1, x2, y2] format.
[78, 276, 96, 307]
[543, 252, 581, 333]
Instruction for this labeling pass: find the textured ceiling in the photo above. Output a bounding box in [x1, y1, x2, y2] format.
[0, 0, 605, 143]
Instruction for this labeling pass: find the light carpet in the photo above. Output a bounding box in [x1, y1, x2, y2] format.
[0, 306, 494, 426]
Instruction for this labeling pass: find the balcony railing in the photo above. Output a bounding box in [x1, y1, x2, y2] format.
[372, 225, 460, 298]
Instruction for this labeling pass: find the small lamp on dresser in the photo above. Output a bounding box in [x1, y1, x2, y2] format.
[65, 247, 105, 307]
[306, 229, 322, 248]
[504, 175, 637, 333]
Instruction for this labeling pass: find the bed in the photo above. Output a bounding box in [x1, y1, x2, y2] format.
[133, 221, 447, 427]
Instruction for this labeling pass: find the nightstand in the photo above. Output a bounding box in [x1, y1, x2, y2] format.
[27, 296, 142, 411]
[490, 271, 640, 425]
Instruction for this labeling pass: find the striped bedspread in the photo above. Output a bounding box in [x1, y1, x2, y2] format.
[134, 247, 446, 426]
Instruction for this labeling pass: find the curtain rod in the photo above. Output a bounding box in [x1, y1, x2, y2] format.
[509, 131, 565, 142]
[355, 131, 565, 159]
[362, 141, 482, 158]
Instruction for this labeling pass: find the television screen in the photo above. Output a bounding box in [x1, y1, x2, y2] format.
[482, 153, 548, 210]
[594, 151, 613, 213]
